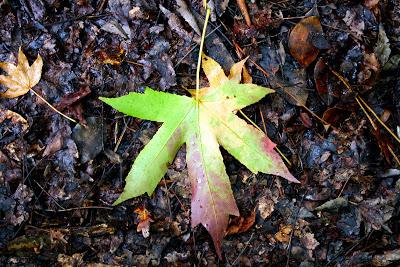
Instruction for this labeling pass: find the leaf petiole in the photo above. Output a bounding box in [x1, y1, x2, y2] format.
[30, 89, 77, 123]
[195, 6, 211, 103]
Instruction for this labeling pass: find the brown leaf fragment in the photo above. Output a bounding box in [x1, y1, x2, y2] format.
[159, 5, 200, 43]
[364, 0, 380, 10]
[225, 209, 256, 236]
[0, 47, 43, 98]
[97, 48, 125, 65]
[358, 198, 394, 232]
[289, 16, 323, 67]
[0, 109, 29, 135]
[43, 131, 64, 157]
[357, 53, 380, 87]
[275, 225, 292, 244]
[300, 112, 313, 128]
[257, 190, 277, 219]
[49, 229, 68, 244]
[57, 253, 84, 267]
[314, 59, 329, 104]
[134, 207, 154, 238]
[253, 8, 275, 30]
[343, 10, 365, 39]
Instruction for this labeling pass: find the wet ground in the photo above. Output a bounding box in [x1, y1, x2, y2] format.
[1, 0, 400, 266]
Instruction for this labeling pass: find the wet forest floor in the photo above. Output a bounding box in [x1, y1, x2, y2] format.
[1, 0, 400, 266]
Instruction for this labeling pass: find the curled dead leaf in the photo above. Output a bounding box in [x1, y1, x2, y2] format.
[322, 106, 351, 127]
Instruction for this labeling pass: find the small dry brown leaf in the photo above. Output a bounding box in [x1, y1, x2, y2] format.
[0, 48, 43, 98]
[289, 16, 322, 67]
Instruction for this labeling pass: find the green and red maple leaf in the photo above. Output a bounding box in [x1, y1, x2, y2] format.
[100, 54, 298, 257]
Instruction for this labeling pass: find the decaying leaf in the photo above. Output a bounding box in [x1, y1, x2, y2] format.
[176, 0, 201, 35]
[97, 47, 125, 65]
[358, 198, 394, 233]
[364, 0, 380, 10]
[374, 25, 391, 66]
[322, 106, 351, 127]
[275, 225, 293, 244]
[0, 47, 43, 98]
[372, 249, 400, 266]
[225, 209, 256, 236]
[257, 190, 277, 219]
[289, 16, 323, 67]
[0, 109, 29, 134]
[343, 9, 365, 39]
[315, 197, 348, 211]
[301, 232, 319, 251]
[100, 54, 298, 257]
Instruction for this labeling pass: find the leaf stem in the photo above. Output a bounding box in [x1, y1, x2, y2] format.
[30, 89, 77, 123]
[195, 7, 211, 103]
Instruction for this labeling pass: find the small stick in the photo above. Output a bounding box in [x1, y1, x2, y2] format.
[236, 0, 252, 26]
[30, 89, 77, 123]
[46, 206, 113, 212]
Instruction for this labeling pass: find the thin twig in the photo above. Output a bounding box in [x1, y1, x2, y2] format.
[46, 206, 113, 212]
[231, 233, 254, 266]
[30, 89, 77, 123]
[358, 96, 400, 144]
[32, 179, 65, 210]
[388, 145, 400, 166]
[236, 0, 251, 26]
[330, 68, 400, 145]
[162, 176, 173, 219]
[114, 118, 130, 152]
[124, 60, 144, 67]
